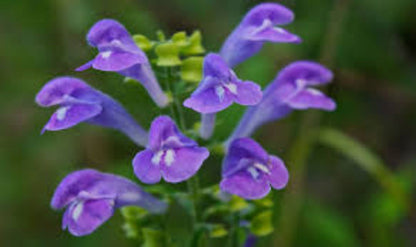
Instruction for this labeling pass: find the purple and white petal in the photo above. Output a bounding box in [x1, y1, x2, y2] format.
[286, 88, 336, 111]
[133, 116, 209, 184]
[77, 19, 168, 107]
[220, 171, 270, 200]
[36, 77, 148, 146]
[220, 3, 300, 67]
[161, 147, 209, 183]
[51, 169, 167, 236]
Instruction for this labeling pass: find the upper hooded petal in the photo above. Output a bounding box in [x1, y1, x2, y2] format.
[91, 49, 146, 71]
[203, 53, 232, 79]
[275, 61, 334, 87]
[36, 77, 91, 107]
[222, 138, 269, 176]
[148, 116, 196, 151]
[286, 88, 336, 111]
[240, 3, 295, 27]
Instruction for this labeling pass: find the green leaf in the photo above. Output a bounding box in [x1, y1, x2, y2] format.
[121, 206, 148, 220]
[180, 56, 203, 83]
[209, 224, 228, 238]
[250, 210, 273, 236]
[155, 42, 182, 67]
[229, 195, 249, 212]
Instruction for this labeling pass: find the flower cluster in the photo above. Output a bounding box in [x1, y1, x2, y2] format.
[37, 2, 336, 240]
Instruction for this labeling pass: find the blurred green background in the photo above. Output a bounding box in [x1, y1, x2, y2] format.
[1, 0, 415, 246]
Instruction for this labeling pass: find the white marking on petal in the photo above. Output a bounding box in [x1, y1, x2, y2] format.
[101, 51, 112, 59]
[56, 106, 70, 121]
[151, 150, 164, 165]
[72, 202, 84, 221]
[164, 149, 175, 167]
[163, 135, 181, 146]
[273, 26, 286, 34]
[295, 79, 307, 89]
[119, 192, 141, 202]
[224, 83, 237, 95]
[110, 39, 122, 46]
[306, 88, 323, 96]
[215, 86, 225, 102]
[247, 167, 260, 179]
[260, 19, 273, 29]
[254, 163, 271, 175]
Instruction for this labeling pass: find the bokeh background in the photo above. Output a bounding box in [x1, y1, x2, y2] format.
[1, 0, 415, 246]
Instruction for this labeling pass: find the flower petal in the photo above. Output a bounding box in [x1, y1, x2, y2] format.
[234, 81, 263, 105]
[91, 50, 145, 71]
[276, 61, 333, 86]
[51, 169, 105, 209]
[266, 156, 289, 190]
[148, 116, 196, 151]
[183, 84, 234, 114]
[241, 3, 294, 26]
[63, 198, 114, 236]
[287, 88, 336, 111]
[36, 77, 90, 107]
[223, 138, 269, 175]
[43, 102, 102, 132]
[132, 150, 162, 184]
[247, 26, 301, 43]
[161, 147, 209, 183]
[220, 171, 270, 200]
[203, 53, 231, 79]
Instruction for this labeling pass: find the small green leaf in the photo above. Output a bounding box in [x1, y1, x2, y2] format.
[182, 30, 205, 55]
[181, 56, 203, 83]
[250, 210, 273, 236]
[155, 42, 182, 67]
[133, 34, 154, 51]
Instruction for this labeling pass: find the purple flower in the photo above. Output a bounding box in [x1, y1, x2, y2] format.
[36, 76, 148, 146]
[225, 61, 336, 145]
[76, 19, 169, 107]
[133, 116, 209, 183]
[220, 138, 289, 199]
[183, 53, 262, 114]
[51, 169, 167, 236]
[220, 3, 301, 68]
[183, 53, 262, 139]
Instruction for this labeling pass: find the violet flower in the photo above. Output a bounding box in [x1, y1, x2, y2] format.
[51, 169, 167, 236]
[225, 61, 336, 146]
[183, 53, 262, 139]
[220, 138, 289, 199]
[76, 19, 169, 107]
[36, 77, 148, 147]
[133, 116, 209, 183]
[220, 3, 301, 68]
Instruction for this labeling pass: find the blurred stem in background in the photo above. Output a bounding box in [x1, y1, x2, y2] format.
[273, 0, 352, 246]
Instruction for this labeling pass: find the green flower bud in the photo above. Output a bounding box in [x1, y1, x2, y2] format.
[181, 56, 203, 83]
[250, 210, 274, 236]
[133, 34, 154, 51]
[155, 42, 182, 66]
[182, 30, 205, 55]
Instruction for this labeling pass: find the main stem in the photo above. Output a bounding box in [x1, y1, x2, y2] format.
[164, 67, 200, 223]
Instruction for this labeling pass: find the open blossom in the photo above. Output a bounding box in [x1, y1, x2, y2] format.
[133, 116, 209, 183]
[36, 77, 148, 146]
[184, 53, 262, 114]
[220, 138, 289, 199]
[51, 169, 167, 236]
[76, 19, 168, 107]
[220, 3, 301, 68]
[225, 61, 336, 145]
